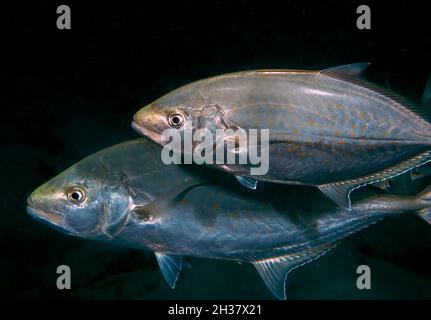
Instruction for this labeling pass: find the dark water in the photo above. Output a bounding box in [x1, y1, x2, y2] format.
[1, 1, 431, 299]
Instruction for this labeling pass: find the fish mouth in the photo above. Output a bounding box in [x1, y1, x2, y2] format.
[26, 199, 64, 226]
[131, 120, 162, 144]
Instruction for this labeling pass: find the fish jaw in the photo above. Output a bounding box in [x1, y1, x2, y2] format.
[26, 192, 66, 233]
[26, 205, 64, 227]
[26, 184, 68, 231]
[131, 120, 162, 144]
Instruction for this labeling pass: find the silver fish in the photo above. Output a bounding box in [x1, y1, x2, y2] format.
[132, 63, 431, 210]
[27, 139, 431, 299]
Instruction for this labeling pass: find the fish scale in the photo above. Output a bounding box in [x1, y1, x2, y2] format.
[133, 63, 431, 209]
[26, 139, 431, 300]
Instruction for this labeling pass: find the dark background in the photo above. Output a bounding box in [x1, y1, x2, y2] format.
[1, 0, 431, 299]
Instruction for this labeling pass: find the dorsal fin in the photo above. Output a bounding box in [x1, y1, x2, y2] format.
[252, 244, 336, 300]
[320, 62, 370, 78]
[319, 63, 431, 127]
[155, 252, 183, 289]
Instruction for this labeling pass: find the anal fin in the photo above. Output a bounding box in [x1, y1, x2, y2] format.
[318, 183, 353, 210]
[252, 244, 336, 300]
[319, 150, 431, 211]
[155, 252, 183, 289]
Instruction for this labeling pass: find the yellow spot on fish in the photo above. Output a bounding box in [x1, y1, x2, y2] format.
[287, 144, 299, 152]
[293, 128, 300, 134]
[230, 211, 239, 219]
[339, 140, 346, 145]
[352, 124, 357, 129]
[335, 129, 340, 137]
[304, 141, 312, 147]
[383, 131, 389, 138]
[335, 104, 343, 110]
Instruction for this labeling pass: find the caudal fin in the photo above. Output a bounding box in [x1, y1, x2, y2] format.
[417, 208, 431, 225]
[416, 185, 431, 225]
[417, 185, 431, 203]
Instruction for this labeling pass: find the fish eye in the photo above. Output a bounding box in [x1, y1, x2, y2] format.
[67, 187, 86, 205]
[168, 113, 185, 128]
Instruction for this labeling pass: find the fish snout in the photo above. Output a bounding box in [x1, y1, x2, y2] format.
[132, 104, 164, 143]
[26, 187, 64, 225]
[133, 104, 153, 126]
[27, 190, 43, 212]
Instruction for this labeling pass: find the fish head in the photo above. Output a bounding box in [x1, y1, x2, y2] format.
[27, 158, 131, 240]
[133, 80, 229, 149]
[132, 103, 191, 145]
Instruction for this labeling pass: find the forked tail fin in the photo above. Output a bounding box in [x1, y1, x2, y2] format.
[417, 185, 431, 204]
[416, 185, 431, 225]
[417, 207, 431, 225]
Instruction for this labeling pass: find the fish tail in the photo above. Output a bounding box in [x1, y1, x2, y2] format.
[416, 186, 431, 225]
[417, 207, 431, 225]
[417, 185, 431, 204]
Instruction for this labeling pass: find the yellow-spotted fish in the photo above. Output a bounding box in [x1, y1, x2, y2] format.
[133, 63, 431, 210]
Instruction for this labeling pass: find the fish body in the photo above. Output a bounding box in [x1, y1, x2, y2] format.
[27, 139, 431, 299]
[132, 64, 431, 209]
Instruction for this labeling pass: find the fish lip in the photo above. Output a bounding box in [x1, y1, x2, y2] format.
[27, 205, 78, 236]
[131, 120, 162, 144]
[26, 205, 47, 220]
[26, 204, 64, 226]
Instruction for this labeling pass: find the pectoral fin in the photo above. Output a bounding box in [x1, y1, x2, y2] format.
[252, 244, 336, 300]
[235, 176, 258, 190]
[155, 252, 183, 289]
[132, 179, 207, 222]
